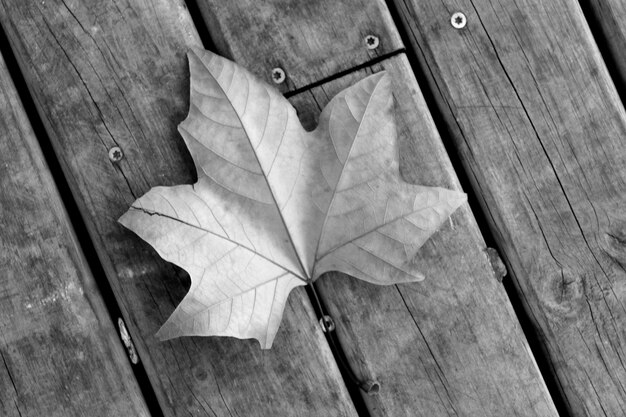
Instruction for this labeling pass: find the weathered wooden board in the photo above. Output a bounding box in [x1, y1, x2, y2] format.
[193, 1, 559, 415]
[580, 0, 626, 91]
[0, 0, 358, 416]
[392, 0, 626, 415]
[195, 0, 403, 93]
[293, 55, 559, 417]
[0, 52, 149, 416]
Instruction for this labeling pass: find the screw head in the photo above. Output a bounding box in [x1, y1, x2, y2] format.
[364, 35, 380, 50]
[108, 146, 123, 162]
[451, 12, 467, 29]
[271, 67, 286, 84]
[319, 315, 335, 332]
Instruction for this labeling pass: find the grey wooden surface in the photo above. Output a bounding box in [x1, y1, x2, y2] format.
[195, 0, 404, 93]
[293, 57, 558, 416]
[0, 51, 150, 417]
[1, 0, 625, 415]
[194, 1, 558, 415]
[391, 0, 626, 415]
[0, 0, 357, 415]
[580, 0, 626, 92]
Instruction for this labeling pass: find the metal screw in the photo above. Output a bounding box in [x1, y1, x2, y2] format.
[108, 146, 123, 162]
[319, 315, 335, 332]
[364, 35, 380, 50]
[451, 12, 467, 29]
[118, 318, 139, 364]
[271, 67, 286, 84]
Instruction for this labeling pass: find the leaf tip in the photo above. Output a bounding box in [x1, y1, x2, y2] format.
[155, 321, 178, 342]
[187, 45, 206, 60]
[453, 191, 468, 209]
[367, 69, 389, 85]
[437, 188, 467, 212]
[350, 70, 392, 103]
[117, 208, 133, 229]
[187, 46, 222, 69]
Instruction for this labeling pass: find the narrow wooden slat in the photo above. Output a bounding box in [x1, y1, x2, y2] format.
[0, 1, 358, 415]
[195, 1, 559, 415]
[392, 0, 626, 415]
[195, 0, 403, 93]
[0, 52, 149, 416]
[579, 0, 626, 90]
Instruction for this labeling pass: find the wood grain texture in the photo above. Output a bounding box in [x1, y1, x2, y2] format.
[579, 0, 626, 91]
[0, 0, 358, 415]
[0, 53, 149, 417]
[192, 0, 558, 414]
[194, 0, 403, 93]
[392, 0, 626, 415]
[291, 55, 558, 417]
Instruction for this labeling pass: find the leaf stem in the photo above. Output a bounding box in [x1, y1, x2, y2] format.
[306, 282, 379, 394]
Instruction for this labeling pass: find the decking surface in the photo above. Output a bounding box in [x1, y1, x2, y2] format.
[0, 0, 624, 416]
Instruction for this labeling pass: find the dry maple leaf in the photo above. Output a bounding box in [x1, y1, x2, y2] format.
[119, 48, 466, 349]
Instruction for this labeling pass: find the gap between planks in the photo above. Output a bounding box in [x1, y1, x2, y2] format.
[0, 20, 166, 417]
[381, 1, 572, 414]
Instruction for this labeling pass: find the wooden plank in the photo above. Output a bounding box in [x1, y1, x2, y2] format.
[194, 0, 403, 93]
[0, 1, 358, 416]
[194, 1, 559, 415]
[293, 54, 558, 417]
[579, 0, 626, 90]
[391, 0, 626, 415]
[0, 52, 149, 416]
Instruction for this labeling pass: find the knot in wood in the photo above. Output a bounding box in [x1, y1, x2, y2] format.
[601, 229, 626, 264]
[539, 269, 585, 322]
